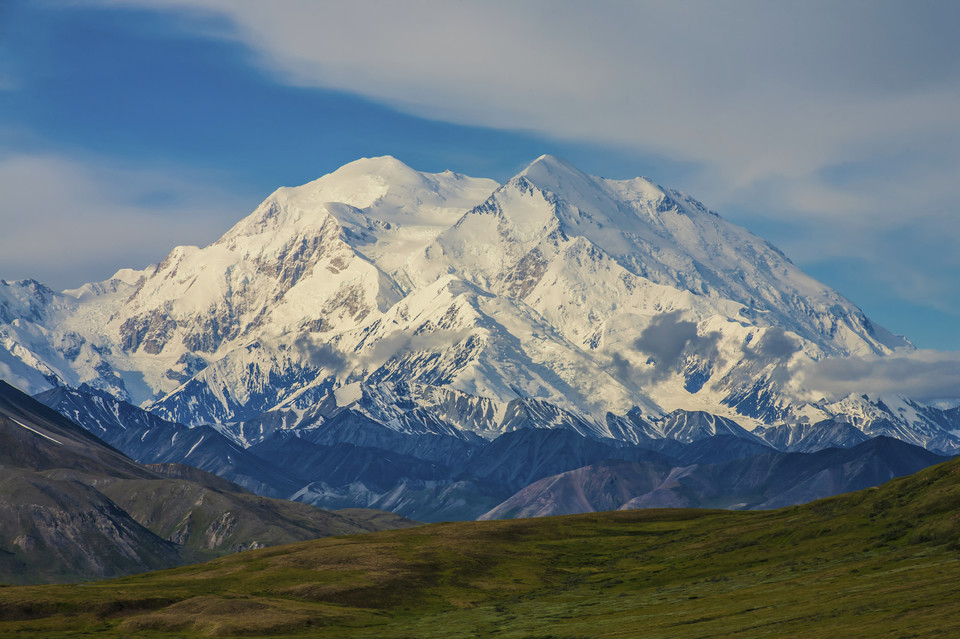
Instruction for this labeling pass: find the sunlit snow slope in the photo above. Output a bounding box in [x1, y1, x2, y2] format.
[3, 155, 952, 451]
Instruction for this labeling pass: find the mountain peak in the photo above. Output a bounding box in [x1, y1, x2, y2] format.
[328, 155, 423, 183]
[274, 155, 430, 212]
[517, 154, 596, 194]
[524, 154, 578, 171]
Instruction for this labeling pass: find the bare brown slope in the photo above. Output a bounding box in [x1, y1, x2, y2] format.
[479, 459, 673, 519]
[0, 382, 185, 583]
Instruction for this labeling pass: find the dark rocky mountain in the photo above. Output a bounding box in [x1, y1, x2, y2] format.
[298, 409, 482, 465]
[0, 381, 182, 583]
[0, 382, 152, 479]
[27, 383, 957, 525]
[478, 460, 676, 520]
[249, 435, 452, 491]
[643, 434, 776, 465]
[754, 418, 872, 452]
[35, 385, 303, 497]
[454, 427, 674, 494]
[0, 467, 184, 585]
[93, 469, 414, 555]
[481, 437, 949, 519]
[0, 382, 415, 584]
[658, 410, 768, 445]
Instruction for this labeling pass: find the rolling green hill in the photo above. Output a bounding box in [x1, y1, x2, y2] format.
[2, 451, 959, 637]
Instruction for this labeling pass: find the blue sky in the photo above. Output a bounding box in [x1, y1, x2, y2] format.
[1, 1, 959, 353]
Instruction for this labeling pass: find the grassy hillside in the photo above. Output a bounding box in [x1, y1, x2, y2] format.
[2, 454, 960, 638]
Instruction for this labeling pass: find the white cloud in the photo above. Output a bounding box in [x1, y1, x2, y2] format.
[0, 154, 249, 290]
[795, 349, 960, 402]
[367, 328, 474, 366]
[112, 1, 960, 185]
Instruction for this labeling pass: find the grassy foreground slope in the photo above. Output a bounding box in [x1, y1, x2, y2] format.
[3, 455, 960, 638]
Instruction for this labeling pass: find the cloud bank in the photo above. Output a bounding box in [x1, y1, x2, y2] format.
[744, 328, 799, 361]
[290, 334, 351, 373]
[118, 1, 960, 194]
[367, 328, 474, 366]
[631, 311, 721, 382]
[796, 349, 960, 402]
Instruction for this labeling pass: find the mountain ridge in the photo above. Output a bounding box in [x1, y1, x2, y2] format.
[31, 383, 955, 523]
[479, 435, 948, 519]
[3, 449, 960, 636]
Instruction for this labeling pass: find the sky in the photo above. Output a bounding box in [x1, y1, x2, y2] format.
[1, 0, 959, 361]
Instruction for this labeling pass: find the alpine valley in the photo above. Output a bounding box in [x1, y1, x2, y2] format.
[2, 155, 959, 523]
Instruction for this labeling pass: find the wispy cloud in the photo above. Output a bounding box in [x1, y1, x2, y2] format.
[366, 328, 474, 366]
[111, 2, 960, 185]
[106, 0, 960, 325]
[631, 311, 721, 383]
[290, 334, 351, 373]
[795, 349, 960, 402]
[0, 153, 247, 289]
[609, 311, 722, 386]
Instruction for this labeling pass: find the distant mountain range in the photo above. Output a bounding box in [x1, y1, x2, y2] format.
[480, 436, 947, 519]
[34, 384, 950, 523]
[3, 437, 959, 638]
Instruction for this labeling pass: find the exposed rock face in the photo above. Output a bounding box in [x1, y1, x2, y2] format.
[120, 309, 178, 354]
[0, 470, 183, 583]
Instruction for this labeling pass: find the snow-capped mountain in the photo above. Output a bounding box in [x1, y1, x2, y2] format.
[2, 154, 958, 453]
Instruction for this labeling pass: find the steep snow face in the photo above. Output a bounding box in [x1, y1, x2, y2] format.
[0, 280, 71, 392]
[394, 155, 908, 424]
[253, 156, 500, 291]
[423, 155, 903, 355]
[88, 157, 497, 401]
[1, 154, 945, 449]
[120, 157, 496, 347]
[0, 276, 143, 399]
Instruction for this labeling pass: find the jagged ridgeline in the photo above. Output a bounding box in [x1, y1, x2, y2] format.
[2, 155, 959, 454]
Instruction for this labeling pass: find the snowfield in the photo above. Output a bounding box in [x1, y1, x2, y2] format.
[2, 154, 957, 454]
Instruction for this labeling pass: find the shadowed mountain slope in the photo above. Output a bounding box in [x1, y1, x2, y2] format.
[0, 381, 415, 584]
[480, 436, 948, 519]
[34, 385, 304, 497]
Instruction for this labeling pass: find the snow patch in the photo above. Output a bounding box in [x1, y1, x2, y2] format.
[334, 382, 363, 407]
[9, 417, 63, 446]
